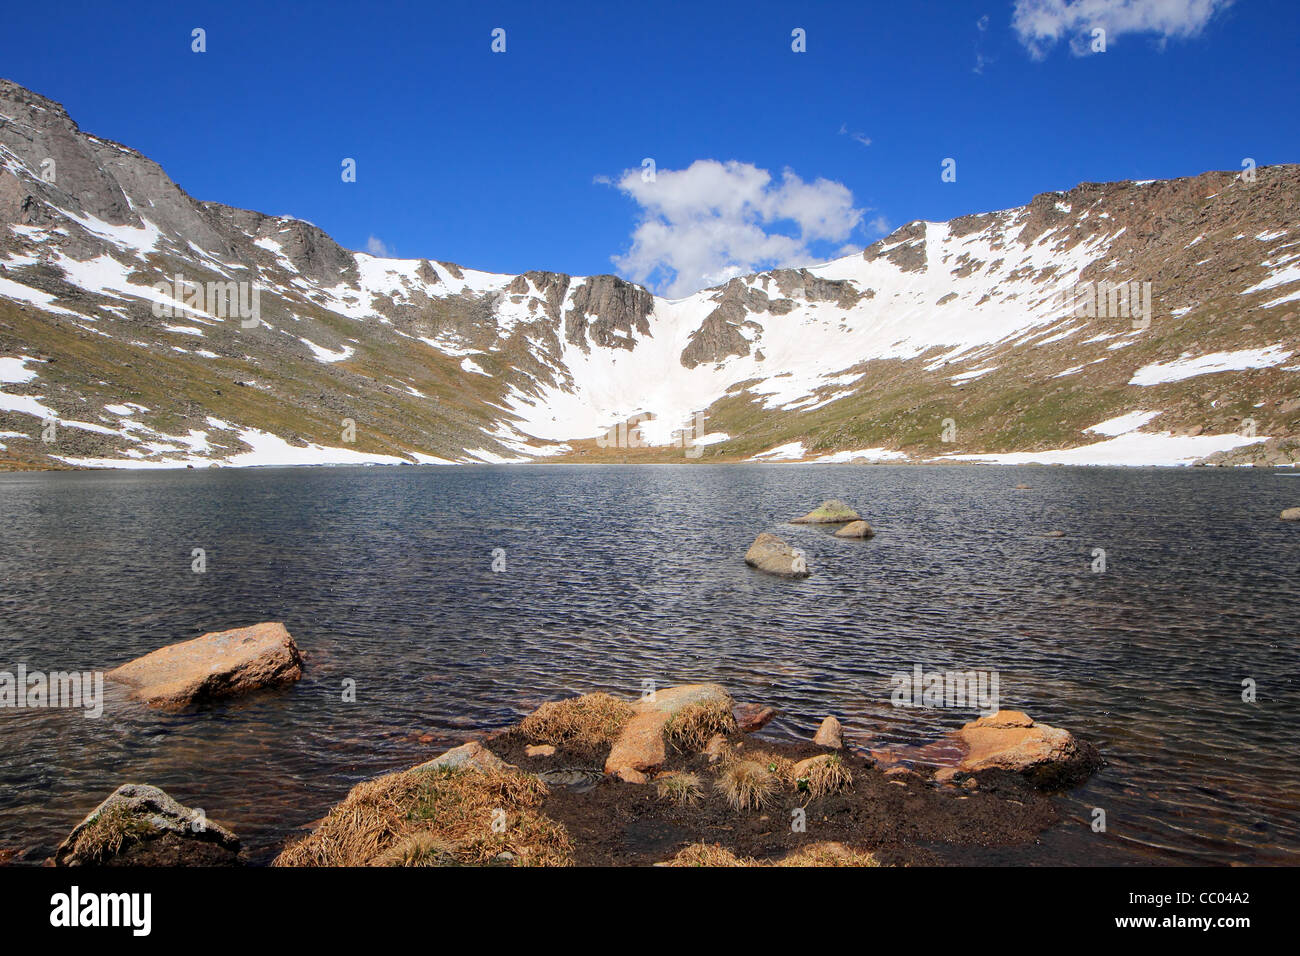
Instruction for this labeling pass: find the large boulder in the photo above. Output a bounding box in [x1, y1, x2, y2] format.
[106, 622, 303, 711]
[792, 500, 860, 523]
[605, 683, 733, 783]
[834, 520, 874, 539]
[1281, 507, 1300, 521]
[744, 533, 810, 578]
[955, 710, 1101, 788]
[54, 784, 240, 866]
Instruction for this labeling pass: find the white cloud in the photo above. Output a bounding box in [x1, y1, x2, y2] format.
[867, 215, 891, 236]
[610, 160, 864, 298]
[366, 235, 391, 256]
[838, 123, 873, 148]
[1012, 0, 1232, 58]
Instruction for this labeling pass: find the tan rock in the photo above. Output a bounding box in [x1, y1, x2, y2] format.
[1280, 507, 1300, 521]
[106, 622, 303, 711]
[525, 744, 557, 758]
[955, 710, 1101, 788]
[734, 702, 778, 732]
[833, 520, 874, 539]
[605, 683, 733, 781]
[744, 533, 810, 578]
[414, 740, 510, 774]
[813, 715, 843, 749]
[791, 499, 860, 523]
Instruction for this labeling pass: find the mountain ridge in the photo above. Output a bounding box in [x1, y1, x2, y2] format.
[1, 78, 1298, 471]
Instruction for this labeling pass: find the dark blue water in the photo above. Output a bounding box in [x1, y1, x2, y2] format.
[1, 464, 1297, 865]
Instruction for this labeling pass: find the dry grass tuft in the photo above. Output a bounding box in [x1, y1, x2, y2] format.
[662, 841, 880, 867]
[274, 764, 571, 867]
[715, 759, 778, 811]
[776, 842, 879, 867]
[661, 843, 757, 867]
[742, 749, 796, 786]
[794, 753, 854, 797]
[371, 831, 458, 867]
[655, 772, 704, 806]
[665, 699, 738, 753]
[66, 806, 156, 863]
[519, 692, 635, 754]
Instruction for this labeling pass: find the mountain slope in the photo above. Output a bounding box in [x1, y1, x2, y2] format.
[1, 78, 1297, 470]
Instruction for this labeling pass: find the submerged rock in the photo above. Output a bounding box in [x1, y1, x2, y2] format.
[734, 702, 778, 732]
[106, 622, 303, 711]
[605, 683, 733, 782]
[955, 710, 1101, 789]
[54, 784, 240, 866]
[744, 533, 810, 578]
[834, 520, 874, 539]
[792, 499, 861, 523]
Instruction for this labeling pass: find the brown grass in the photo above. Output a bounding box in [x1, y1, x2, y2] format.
[662, 841, 879, 867]
[742, 749, 797, 786]
[274, 764, 572, 867]
[661, 843, 757, 867]
[655, 772, 705, 806]
[519, 692, 635, 755]
[715, 760, 778, 811]
[665, 699, 738, 753]
[65, 806, 156, 863]
[776, 842, 879, 867]
[795, 754, 854, 798]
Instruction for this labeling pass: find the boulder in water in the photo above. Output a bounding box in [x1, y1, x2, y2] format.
[955, 710, 1101, 789]
[792, 499, 860, 523]
[744, 533, 810, 578]
[106, 622, 303, 711]
[834, 520, 874, 539]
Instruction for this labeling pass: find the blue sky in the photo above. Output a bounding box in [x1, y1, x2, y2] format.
[4, 0, 1297, 294]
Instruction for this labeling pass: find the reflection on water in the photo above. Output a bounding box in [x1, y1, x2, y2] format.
[1, 464, 1297, 865]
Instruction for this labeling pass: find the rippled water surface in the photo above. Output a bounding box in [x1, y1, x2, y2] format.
[1, 464, 1297, 865]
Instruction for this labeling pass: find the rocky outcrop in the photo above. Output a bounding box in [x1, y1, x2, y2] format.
[792, 499, 860, 523]
[834, 520, 874, 538]
[605, 683, 733, 783]
[769, 268, 863, 308]
[680, 278, 770, 368]
[744, 532, 810, 578]
[54, 784, 240, 866]
[106, 622, 303, 711]
[955, 710, 1101, 789]
[563, 274, 654, 351]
